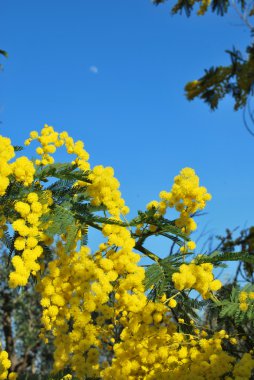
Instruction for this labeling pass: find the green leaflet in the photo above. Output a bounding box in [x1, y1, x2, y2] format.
[195, 250, 254, 266]
[13, 145, 24, 152]
[35, 162, 91, 183]
[43, 203, 78, 251]
[144, 262, 166, 292]
[217, 285, 254, 325]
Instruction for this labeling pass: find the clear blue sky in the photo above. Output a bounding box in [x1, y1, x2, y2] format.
[1, 0, 253, 258]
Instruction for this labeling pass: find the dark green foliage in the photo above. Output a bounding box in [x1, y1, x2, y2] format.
[217, 284, 254, 324]
[0, 49, 8, 58]
[153, 0, 254, 120]
[13, 146, 24, 152]
[185, 46, 254, 111]
[0, 49, 8, 71]
[195, 250, 254, 266]
[144, 261, 168, 292]
[152, 0, 237, 16]
[35, 163, 91, 184]
[132, 208, 189, 243]
[1, 230, 13, 253]
[202, 230, 254, 356]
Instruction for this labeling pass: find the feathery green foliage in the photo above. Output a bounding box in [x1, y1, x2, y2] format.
[153, 0, 254, 127]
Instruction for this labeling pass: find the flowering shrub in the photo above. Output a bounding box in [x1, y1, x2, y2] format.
[0, 125, 254, 379]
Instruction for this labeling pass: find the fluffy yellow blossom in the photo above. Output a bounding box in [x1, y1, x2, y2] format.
[11, 156, 35, 186]
[239, 291, 248, 302]
[230, 337, 237, 345]
[158, 167, 211, 234]
[25, 124, 90, 171]
[0, 136, 15, 196]
[238, 291, 254, 312]
[87, 165, 129, 217]
[240, 302, 248, 312]
[8, 374, 17, 380]
[0, 345, 16, 380]
[169, 298, 177, 308]
[9, 191, 52, 287]
[180, 240, 196, 254]
[172, 262, 222, 299]
[249, 292, 254, 299]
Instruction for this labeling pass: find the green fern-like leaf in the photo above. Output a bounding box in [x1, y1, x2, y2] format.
[13, 145, 24, 152]
[64, 224, 79, 252]
[35, 163, 91, 183]
[217, 285, 254, 325]
[43, 203, 75, 238]
[1, 230, 13, 251]
[144, 262, 166, 291]
[195, 251, 254, 266]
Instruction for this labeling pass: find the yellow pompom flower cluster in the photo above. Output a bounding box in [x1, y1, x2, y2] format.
[61, 131, 90, 172]
[102, 321, 251, 379]
[10, 156, 35, 186]
[25, 126, 60, 165]
[0, 346, 17, 380]
[25, 125, 90, 171]
[38, 178, 147, 379]
[239, 291, 254, 312]
[102, 306, 175, 379]
[9, 192, 52, 287]
[60, 375, 72, 380]
[0, 136, 15, 196]
[87, 165, 129, 217]
[0, 349, 11, 380]
[172, 262, 222, 299]
[180, 240, 196, 254]
[100, 223, 146, 315]
[159, 167, 212, 234]
[146, 168, 211, 254]
[38, 242, 117, 378]
[168, 298, 177, 308]
[0, 134, 35, 194]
